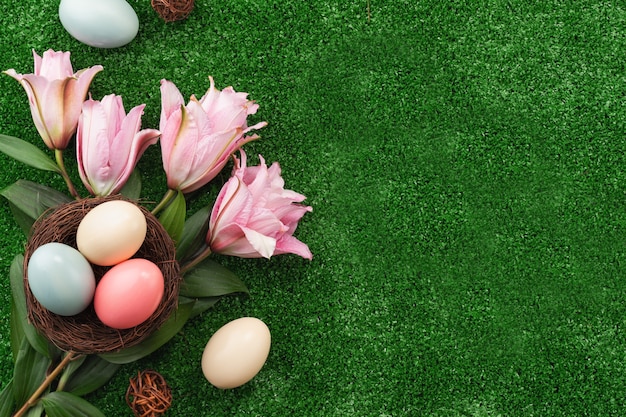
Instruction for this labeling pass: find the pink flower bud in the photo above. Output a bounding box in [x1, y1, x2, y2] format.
[77, 94, 160, 196]
[3, 49, 102, 149]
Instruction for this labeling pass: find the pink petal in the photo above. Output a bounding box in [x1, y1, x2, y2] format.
[109, 102, 140, 164]
[159, 107, 182, 167]
[198, 76, 218, 111]
[210, 224, 255, 257]
[81, 100, 113, 193]
[3, 69, 23, 82]
[100, 94, 126, 138]
[274, 235, 313, 260]
[38, 49, 74, 79]
[210, 176, 253, 235]
[111, 127, 159, 194]
[273, 204, 312, 230]
[160, 79, 185, 130]
[164, 102, 203, 190]
[32, 50, 43, 75]
[18, 76, 68, 148]
[109, 103, 159, 193]
[241, 226, 276, 258]
[246, 206, 284, 237]
[64, 64, 103, 134]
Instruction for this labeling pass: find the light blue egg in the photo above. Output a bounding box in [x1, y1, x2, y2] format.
[59, 0, 139, 49]
[27, 242, 96, 316]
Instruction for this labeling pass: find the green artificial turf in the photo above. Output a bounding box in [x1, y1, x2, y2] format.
[3, 0, 626, 415]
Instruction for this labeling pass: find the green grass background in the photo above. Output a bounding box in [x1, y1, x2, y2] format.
[2, 0, 626, 415]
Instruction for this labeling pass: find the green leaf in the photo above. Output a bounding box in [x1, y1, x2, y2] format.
[62, 355, 121, 396]
[179, 295, 222, 318]
[119, 169, 142, 200]
[13, 337, 51, 406]
[158, 189, 186, 243]
[0, 379, 14, 417]
[24, 404, 44, 417]
[8, 202, 38, 236]
[10, 254, 54, 358]
[177, 204, 210, 261]
[10, 299, 25, 362]
[180, 258, 249, 297]
[99, 300, 194, 364]
[1, 180, 72, 234]
[56, 355, 86, 392]
[42, 391, 105, 417]
[0, 134, 60, 172]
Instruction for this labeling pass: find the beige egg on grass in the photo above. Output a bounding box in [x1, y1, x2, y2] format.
[201, 317, 271, 389]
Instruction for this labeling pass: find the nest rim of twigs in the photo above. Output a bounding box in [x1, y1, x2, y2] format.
[23, 195, 181, 355]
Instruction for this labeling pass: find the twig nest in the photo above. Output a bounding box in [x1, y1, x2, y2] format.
[126, 370, 173, 417]
[23, 195, 181, 354]
[151, 0, 195, 22]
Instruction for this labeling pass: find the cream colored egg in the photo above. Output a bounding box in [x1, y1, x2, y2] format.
[76, 200, 147, 266]
[201, 317, 271, 389]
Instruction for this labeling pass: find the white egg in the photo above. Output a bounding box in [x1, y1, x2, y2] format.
[59, 0, 139, 48]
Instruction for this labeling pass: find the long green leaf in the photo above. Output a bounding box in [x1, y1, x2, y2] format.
[10, 254, 53, 358]
[10, 299, 25, 362]
[41, 391, 105, 417]
[0, 134, 60, 172]
[180, 258, 248, 297]
[119, 169, 142, 200]
[179, 295, 223, 318]
[8, 201, 38, 236]
[158, 189, 186, 243]
[0, 379, 14, 417]
[1, 180, 72, 234]
[177, 204, 210, 261]
[13, 337, 51, 406]
[99, 300, 194, 364]
[56, 355, 86, 393]
[24, 404, 44, 417]
[62, 355, 121, 396]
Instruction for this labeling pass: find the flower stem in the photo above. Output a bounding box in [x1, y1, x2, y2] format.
[152, 188, 177, 216]
[13, 351, 82, 417]
[181, 245, 212, 275]
[55, 149, 80, 199]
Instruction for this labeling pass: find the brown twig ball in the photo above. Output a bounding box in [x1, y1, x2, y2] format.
[126, 370, 173, 417]
[151, 0, 195, 22]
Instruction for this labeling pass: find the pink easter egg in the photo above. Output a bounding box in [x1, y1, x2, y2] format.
[94, 258, 164, 329]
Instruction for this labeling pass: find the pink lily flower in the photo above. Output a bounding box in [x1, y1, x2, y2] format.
[3, 49, 103, 150]
[207, 150, 312, 260]
[77, 94, 160, 196]
[159, 77, 267, 193]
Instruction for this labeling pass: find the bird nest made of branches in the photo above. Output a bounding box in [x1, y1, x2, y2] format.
[22, 195, 181, 354]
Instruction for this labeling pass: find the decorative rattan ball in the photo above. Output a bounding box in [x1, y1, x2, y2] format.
[126, 370, 172, 417]
[151, 0, 195, 22]
[23, 195, 181, 354]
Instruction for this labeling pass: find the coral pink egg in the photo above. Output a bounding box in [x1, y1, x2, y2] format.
[94, 258, 164, 329]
